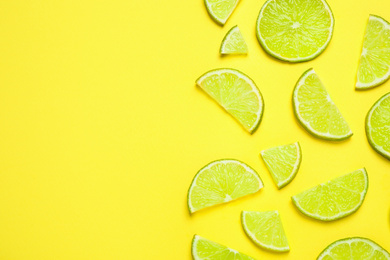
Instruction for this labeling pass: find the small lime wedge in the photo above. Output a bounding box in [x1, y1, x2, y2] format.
[366, 92, 390, 160]
[188, 159, 263, 213]
[204, 0, 239, 26]
[242, 211, 289, 252]
[196, 68, 264, 134]
[260, 142, 301, 189]
[293, 68, 353, 141]
[292, 168, 368, 221]
[220, 25, 248, 55]
[317, 237, 390, 260]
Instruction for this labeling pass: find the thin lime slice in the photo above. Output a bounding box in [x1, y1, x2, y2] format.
[196, 68, 264, 134]
[204, 0, 239, 26]
[188, 159, 263, 213]
[293, 68, 353, 141]
[256, 0, 334, 62]
[292, 168, 368, 221]
[260, 142, 301, 189]
[220, 25, 248, 54]
[366, 92, 390, 160]
[241, 211, 289, 252]
[356, 15, 390, 90]
[317, 237, 390, 260]
[192, 235, 256, 260]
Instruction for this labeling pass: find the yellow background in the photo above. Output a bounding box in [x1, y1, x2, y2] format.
[0, 0, 389, 259]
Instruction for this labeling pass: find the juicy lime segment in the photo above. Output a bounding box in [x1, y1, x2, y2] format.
[205, 0, 239, 26]
[261, 142, 301, 189]
[188, 159, 263, 213]
[317, 237, 390, 260]
[293, 69, 353, 141]
[292, 169, 368, 221]
[356, 15, 390, 89]
[256, 0, 334, 62]
[242, 211, 289, 252]
[196, 69, 264, 134]
[366, 92, 390, 160]
[220, 25, 248, 54]
[192, 235, 255, 260]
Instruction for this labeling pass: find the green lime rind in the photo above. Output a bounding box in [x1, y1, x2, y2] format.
[356, 15, 390, 90]
[292, 68, 353, 141]
[204, 0, 239, 26]
[187, 159, 263, 214]
[241, 211, 290, 252]
[220, 25, 248, 54]
[256, 0, 334, 63]
[365, 92, 390, 160]
[260, 142, 302, 189]
[317, 237, 390, 260]
[291, 168, 368, 221]
[196, 68, 265, 134]
[192, 235, 256, 260]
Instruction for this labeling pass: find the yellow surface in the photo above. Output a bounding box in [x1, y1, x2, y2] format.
[0, 0, 389, 259]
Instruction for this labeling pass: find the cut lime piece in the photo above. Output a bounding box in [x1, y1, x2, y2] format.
[196, 68, 264, 134]
[256, 0, 334, 62]
[204, 0, 239, 26]
[293, 68, 353, 141]
[366, 92, 390, 160]
[356, 15, 390, 89]
[192, 235, 256, 260]
[317, 237, 390, 260]
[242, 211, 289, 252]
[220, 25, 248, 55]
[292, 168, 368, 221]
[260, 142, 301, 189]
[188, 159, 263, 213]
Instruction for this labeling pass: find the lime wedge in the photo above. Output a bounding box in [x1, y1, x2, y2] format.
[292, 169, 368, 221]
[356, 15, 390, 90]
[366, 92, 390, 160]
[220, 25, 248, 55]
[196, 68, 264, 134]
[293, 68, 353, 141]
[317, 237, 390, 260]
[260, 142, 301, 189]
[204, 0, 239, 26]
[188, 159, 263, 213]
[256, 0, 334, 62]
[241, 211, 289, 252]
[192, 235, 255, 260]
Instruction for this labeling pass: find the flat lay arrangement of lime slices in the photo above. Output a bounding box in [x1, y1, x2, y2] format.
[292, 168, 368, 221]
[260, 142, 301, 189]
[256, 0, 334, 62]
[241, 211, 289, 252]
[220, 25, 248, 55]
[293, 68, 353, 141]
[356, 15, 390, 90]
[196, 69, 264, 134]
[187, 159, 263, 213]
[204, 0, 239, 26]
[317, 237, 390, 260]
[366, 92, 390, 160]
[192, 235, 255, 260]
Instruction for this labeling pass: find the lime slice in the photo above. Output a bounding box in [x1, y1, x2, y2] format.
[260, 142, 301, 189]
[241, 211, 289, 252]
[292, 168, 368, 221]
[220, 25, 248, 55]
[196, 68, 264, 134]
[366, 92, 390, 160]
[192, 235, 256, 260]
[293, 68, 353, 141]
[356, 15, 390, 90]
[187, 159, 263, 213]
[204, 0, 239, 26]
[317, 237, 390, 260]
[256, 0, 334, 62]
